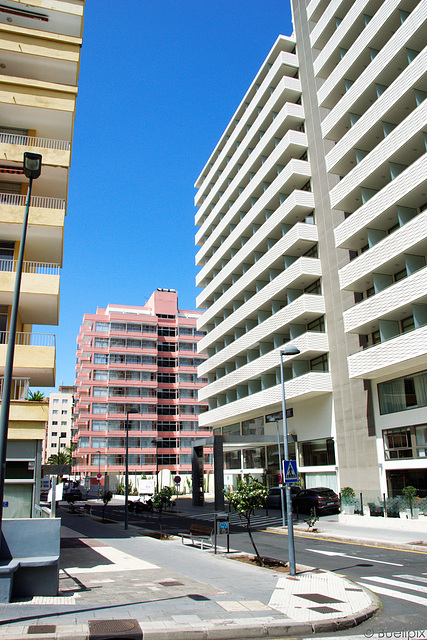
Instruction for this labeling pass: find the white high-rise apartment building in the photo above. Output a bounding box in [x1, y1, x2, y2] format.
[195, 0, 427, 500]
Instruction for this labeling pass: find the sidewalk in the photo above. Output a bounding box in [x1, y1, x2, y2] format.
[0, 505, 380, 640]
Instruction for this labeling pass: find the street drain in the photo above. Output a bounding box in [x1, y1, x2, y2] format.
[88, 619, 142, 640]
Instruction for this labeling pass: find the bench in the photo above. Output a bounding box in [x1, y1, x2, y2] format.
[0, 518, 60, 603]
[178, 524, 213, 550]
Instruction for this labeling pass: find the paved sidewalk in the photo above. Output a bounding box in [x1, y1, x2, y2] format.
[0, 509, 379, 640]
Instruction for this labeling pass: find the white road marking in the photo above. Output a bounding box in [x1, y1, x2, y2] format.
[362, 576, 427, 593]
[395, 574, 427, 584]
[306, 548, 403, 566]
[359, 582, 427, 607]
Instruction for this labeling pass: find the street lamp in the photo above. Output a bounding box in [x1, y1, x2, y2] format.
[151, 438, 159, 491]
[96, 450, 101, 498]
[280, 345, 300, 576]
[0, 153, 42, 531]
[124, 407, 138, 530]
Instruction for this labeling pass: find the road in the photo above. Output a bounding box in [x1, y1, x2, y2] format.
[96, 502, 427, 636]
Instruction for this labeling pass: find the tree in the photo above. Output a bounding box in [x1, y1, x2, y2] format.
[402, 485, 418, 518]
[102, 490, 113, 522]
[47, 451, 70, 466]
[28, 390, 45, 401]
[152, 486, 174, 538]
[224, 480, 268, 562]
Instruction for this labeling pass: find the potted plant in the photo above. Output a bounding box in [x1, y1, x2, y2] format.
[340, 487, 356, 514]
[402, 485, 418, 519]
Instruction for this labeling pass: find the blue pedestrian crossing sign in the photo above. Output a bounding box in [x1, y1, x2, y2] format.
[283, 460, 298, 483]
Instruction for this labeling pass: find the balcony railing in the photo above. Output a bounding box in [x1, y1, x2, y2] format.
[0, 376, 29, 400]
[0, 132, 70, 151]
[0, 259, 60, 275]
[0, 193, 65, 209]
[0, 332, 55, 347]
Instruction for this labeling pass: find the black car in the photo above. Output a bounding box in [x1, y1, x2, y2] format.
[266, 485, 301, 509]
[62, 487, 83, 503]
[292, 487, 340, 515]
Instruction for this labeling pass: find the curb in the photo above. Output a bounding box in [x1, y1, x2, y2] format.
[0, 577, 381, 640]
[264, 524, 427, 553]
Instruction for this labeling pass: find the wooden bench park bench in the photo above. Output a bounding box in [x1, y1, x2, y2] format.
[178, 523, 213, 550]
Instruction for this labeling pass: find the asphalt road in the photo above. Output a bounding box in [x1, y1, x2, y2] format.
[96, 502, 427, 635]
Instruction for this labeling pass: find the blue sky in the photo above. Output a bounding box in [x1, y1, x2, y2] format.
[46, 0, 293, 391]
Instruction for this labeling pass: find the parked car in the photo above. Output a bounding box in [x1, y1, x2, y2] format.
[128, 498, 153, 513]
[62, 487, 83, 503]
[266, 485, 301, 509]
[292, 487, 340, 515]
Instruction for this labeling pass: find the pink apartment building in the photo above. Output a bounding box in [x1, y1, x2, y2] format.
[72, 289, 212, 492]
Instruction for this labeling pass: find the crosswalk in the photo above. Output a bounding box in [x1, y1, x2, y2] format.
[359, 573, 427, 607]
[186, 510, 284, 529]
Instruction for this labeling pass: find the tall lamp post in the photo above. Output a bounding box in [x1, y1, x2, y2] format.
[280, 345, 300, 576]
[96, 450, 101, 498]
[0, 153, 42, 531]
[151, 438, 159, 491]
[124, 407, 138, 530]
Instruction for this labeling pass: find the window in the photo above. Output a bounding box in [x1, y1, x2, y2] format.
[52, 410, 58, 414]
[309, 354, 329, 372]
[61, 421, 67, 426]
[92, 437, 106, 448]
[94, 338, 108, 348]
[178, 327, 193, 336]
[92, 403, 107, 414]
[307, 316, 325, 332]
[93, 387, 107, 397]
[378, 370, 427, 414]
[95, 322, 109, 332]
[157, 405, 177, 416]
[157, 438, 177, 448]
[383, 428, 412, 459]
[157, 357, 176, 368]
[299, 438, 336, 466]
[94, 354, 108, 364]
[62, 399, 68, 404]
[157, 454, 176, 465]
[157, 389, 177, 399]
[92, 420, 107, 431]
[94, 370, 108, 381]
[60, 432, 66, 438]
[158, 326, 176, 337]
[52, 422, 57, 426]
[79, 437, 89, 448]
[157, 373, 176, 383]
[62, 410, 67, 415]
[304, 279, 322, 295]
[158, 342, 175, 352]
[51, 443, 57, 448]
[157, 421, 177, 432]
[127, 323, 141, 332]
[51, 432, 57, 437]
[53, 398, 59, 404]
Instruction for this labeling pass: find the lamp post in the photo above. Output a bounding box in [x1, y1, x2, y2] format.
[280, 345, 300, 576]
[96, 450, 101, 498]
[0, 153, 42, 531]
[124, 407, 138, 530]
[151, 438, 159, 491]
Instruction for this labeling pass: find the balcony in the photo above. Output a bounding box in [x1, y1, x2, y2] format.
[198, 371, 332, 428]
[347, 325, 427, 380]
[0, 131, 71, 167]
[0, 332, 55, 386]
[0, 259, 60, 324]
[0, 192, 65, 263]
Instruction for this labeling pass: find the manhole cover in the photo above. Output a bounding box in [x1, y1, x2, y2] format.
[88, 619, 142, 640]
[28, 625, 56, 634]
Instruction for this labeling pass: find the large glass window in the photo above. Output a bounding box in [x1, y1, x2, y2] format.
[299, 438, 335, 466]
[243, 447, 265, 468]
[224, 450, 241, 469]
[378, 370, 427, 414]
[242, 417, 264, 436]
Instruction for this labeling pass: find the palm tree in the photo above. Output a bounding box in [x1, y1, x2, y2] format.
[28, 390, 45, 401]
[47, 451, 70, 465]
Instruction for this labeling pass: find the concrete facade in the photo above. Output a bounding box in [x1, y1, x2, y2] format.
[0, 0, 84, 517]
[194, 0, 427, 500]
